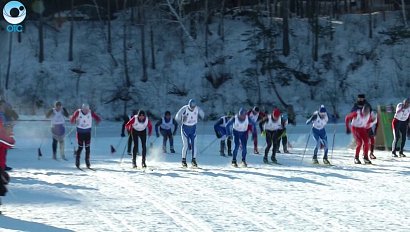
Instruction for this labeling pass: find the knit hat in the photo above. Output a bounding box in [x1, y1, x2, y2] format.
[138, 110, 146, 116]
[358, 94, 365, 99]
[188, 99, 196, 109]
[239, 108, 247, 116]
[319, 105, 326, 113]
[82, 103, 89, 110]
[273, 108, 281, 118]
[253, 106, 260, 112]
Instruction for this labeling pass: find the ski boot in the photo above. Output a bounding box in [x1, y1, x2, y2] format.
[127, 152, 132, 156]
[231, 160, 238, 168]
[52, 153, 57, 160]
[75, 155, 80, 169]
[132, 159, 137, 169]
[141, 161, 147, 169]
[399, 152, 406, 157]
[227, 151, 233, 156]
[323, 158, 331, 165]
[283, 149, 290, 154]
[220, 151, 226, 157]
[4, 166, 12, 171]
[354, 157, 361, 164]
[263, 156, 269, 164]
[276, 149, 281, 153]
[369, 153, 376, 159]
[254, 149, 259, 155]
[162, 146, 167, 153]
[271, 155, 278, 164]
[86, 159, 91, 169]
[170, 148, 176, 153]
[363, 157, 372, 165]
[191, 158, 198, 168]
[392, 151, 398, 157]
[312, 157, 319, 164]
[182, 158, 188, 168]
[241, 160, 248, 168]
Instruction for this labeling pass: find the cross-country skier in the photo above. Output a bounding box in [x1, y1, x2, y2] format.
[345, 104, 377, 164]
[0, 117, 15, 197]
[259, 108, 285, 164]
[351, 94, 378, 159]
[277, 112, 290, 153]
[226, 108, 256, 167]
[0, 100, 18, 171]
[175, 99, 205, 168]
[70, 104, 101, 169]
[155, 111, 178, 153]
[121, 110, 138, 156]
[45, 101, 70, 160]
[391, 98, 410, 157]
[214, 113, 233, 156]
[247, 106, 265, 154]
[306, 105, 330, 165]
[125, 110, 153, 168]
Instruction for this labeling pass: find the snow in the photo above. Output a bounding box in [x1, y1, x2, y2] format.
[1, 120, 410, 231]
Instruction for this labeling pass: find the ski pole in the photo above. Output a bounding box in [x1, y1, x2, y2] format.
[198, 137, 219, 155]
[301, 132, 311, 163]
[119, 141, 128, 165]
[331, 123, 337, 160]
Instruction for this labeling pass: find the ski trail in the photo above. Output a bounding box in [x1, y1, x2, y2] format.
[94, 170, 211, 232]
[161, 170, 284, 232]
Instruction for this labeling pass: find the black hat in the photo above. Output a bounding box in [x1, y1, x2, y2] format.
[357, 94, 365, 99]
[138, 110, 145, 116]
[165, 111, 171, 116]
[253, 106, 260, 112]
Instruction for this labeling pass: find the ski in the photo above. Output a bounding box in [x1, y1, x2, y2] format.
[76, 167, 85, 171]
[87, 167, 96, 171]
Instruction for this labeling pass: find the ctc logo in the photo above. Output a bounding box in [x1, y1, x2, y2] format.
[3, 1, 26, 32]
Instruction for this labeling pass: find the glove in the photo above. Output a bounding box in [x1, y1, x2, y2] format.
[346, 127, 351, 134]
[216, 131, 222, 139]
[156, 133, 159, 138]
[261, 130, 266, 137]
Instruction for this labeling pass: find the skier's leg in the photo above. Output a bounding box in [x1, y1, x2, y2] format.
[399, 122, 407, 154]
[140, 131, 147, 166]
[392, 119, 400, 154]
[127, 133, 133, 154]
[59, 140, 65, 160]
[52, 138, 57, 159]
[191, 130, 197, 159]
[76, 133, 84, 167]
[312, 129, 320, 159]
[232, 130, 240, 162]
[160, 129, 167, 152]
[264, 131, 273, 158]
[85, 132, 91, 168]
[227, 136, 232, 155]
[181, 125, 189, 159]
[240, 132, 248, 162]
[220, 140, 226, 155]
[132, 130, 138, 167]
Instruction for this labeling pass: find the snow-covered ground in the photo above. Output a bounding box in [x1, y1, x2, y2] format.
[1, 121, 410, 231]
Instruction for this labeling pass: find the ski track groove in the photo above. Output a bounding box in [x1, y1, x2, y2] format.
[156, 170, 282, 232]
[157, 170, 278, 231]
[94, 170, 210, 232]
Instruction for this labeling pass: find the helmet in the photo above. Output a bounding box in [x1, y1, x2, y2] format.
[403, 98, 409, 105]
[55, 101, 62, 107]
[188, 99, 196, 109]
[253, 106, 260, 112]
[82, 103, 89, 110]
[273, 108, 281, 118]
[319, 105, 326, 113]
[138, 110, 146, 116]
[165, 111, 171, 116]
[239, 108, 247, 116]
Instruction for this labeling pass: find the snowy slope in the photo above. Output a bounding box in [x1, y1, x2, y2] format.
[1, 121, 410, 231]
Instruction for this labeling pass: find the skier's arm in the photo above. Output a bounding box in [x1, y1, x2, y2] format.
[345, 112, 357, 133]
[172, 119, 178, 135]
[214, 118, 224, 138]
[147, 120, 153, 136]
[258, 117, 268, 132]
[45, 109, 53, 118]
[155, 119, 162, 137]
[225, 118, 235, 136]
[198, 107, 205, 120]
[175, 106, 186, 123]
[91, 112, 102, 125]
[70, 110, 80, 124]
[125, 117, 135, 131]
[62, 108, 70, 117]
[306, 111, 318, 125]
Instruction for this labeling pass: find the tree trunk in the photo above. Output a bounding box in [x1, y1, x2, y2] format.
[150, 26, 156, 70]
[123, 1, 131, 87]
[68, 0, 74, 61]
[313, 0, 319, 62]
[139, 3, 148, 82]
[39, 13, 44, 63]
[368, 0, 372, 39]
[107, 0, 112, 53]
[218, 0, 225, 42]
[204, 0, 209, 58]
[5, 33, 13, 90]
[282, 0, 290, 56]
[401, 0, 408, 27]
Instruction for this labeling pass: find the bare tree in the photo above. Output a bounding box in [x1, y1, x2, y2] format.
[68, 0, 74, 61]
[217, 0, 226, 42]
[204, 0, 209, 58]
[282, 0, 290, 56]
[139, 0, 148, 82]
[107, 0, 112, 53]
[150, 25, 156, 69]
[123, 1, 131, 87]
[401, 0, 408, 27]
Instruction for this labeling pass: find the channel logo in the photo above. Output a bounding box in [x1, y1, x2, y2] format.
[3, 1, 26, 32]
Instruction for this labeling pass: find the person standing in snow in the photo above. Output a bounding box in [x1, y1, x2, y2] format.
[45, 101, 70, 160]
[345, 104, 377, 164]
[351, 94, 377, 159]
[247, 106, 264, 154]
[0, 100, 18, 171]
[277, 112, 290, 154]
[125, 110, 153, 168]
[226, 108, 256, 167]
[70, 104, 101, 169]
[214, 113, 233, 156]
[155, 111, 178, 154]
[306, 105, 330, 165]
[0, 119, 15, 197]
[259, 108, 285, 164]
[121, 109, 138, 156]
[175, 99, 205, 168]
[391, 98, 410, 157]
